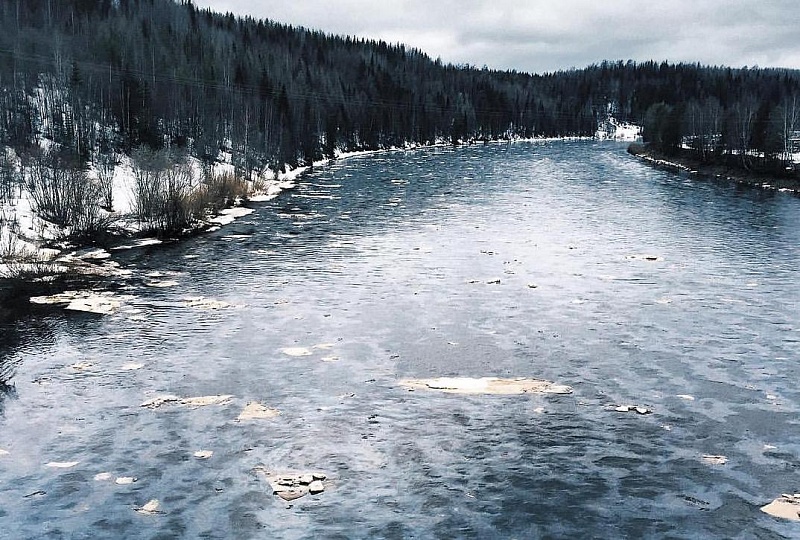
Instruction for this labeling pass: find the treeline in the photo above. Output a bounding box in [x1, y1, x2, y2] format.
[0, 0, 799, 177]
[0, 0, 593, 174]
[628, 64, 800, 172]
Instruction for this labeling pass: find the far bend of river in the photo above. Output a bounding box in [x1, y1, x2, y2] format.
[1, 140, 800, 539]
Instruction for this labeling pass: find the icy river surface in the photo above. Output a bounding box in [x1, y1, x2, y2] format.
[2, 141, 800, 539]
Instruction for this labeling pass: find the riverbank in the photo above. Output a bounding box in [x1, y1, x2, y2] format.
[0, 136, 611, 305]
[627, 144, 800, 193]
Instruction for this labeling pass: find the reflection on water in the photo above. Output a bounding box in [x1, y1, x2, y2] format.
[1, 141, 800, 538]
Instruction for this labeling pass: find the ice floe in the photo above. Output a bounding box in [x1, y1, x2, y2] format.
[115, 476, 138, 485]
[255, 468, 328, 501]
[280, 347, 313, 357]
[237, 402, 280, 421]
[46, 461, 79, 468]
[210, 207, 254, 226]
[71, 362, 95, 371]
[399, 377, 573, 395]
[761, 494, 800, 521]
[613, 405, 652, 414]
[144, 280, 179, 288]
[111, 238, 163, 251]
[184, 296, 240, 310]
[136, 499, 163, 515]
[74, 248, 112, 260]
[701, 455, 728, 465]
[30, 290, 136, 315]
[140, 394, 233, 409]
[121, 363, 144, 371]
[625, 254, 663, 262]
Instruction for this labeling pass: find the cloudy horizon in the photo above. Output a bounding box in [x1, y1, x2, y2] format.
[192, 0, 800, 74]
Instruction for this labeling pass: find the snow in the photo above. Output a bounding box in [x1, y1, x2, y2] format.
[209, 207, 254, 226]
[596, 117, 642, 141]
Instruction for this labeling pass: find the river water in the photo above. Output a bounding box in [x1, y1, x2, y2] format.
[1, 141, 799, 539]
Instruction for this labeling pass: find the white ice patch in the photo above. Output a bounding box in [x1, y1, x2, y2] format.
[400, 377, 573, 395]
[237, 402, 280, 421]
[111, 238, 163, 251]
[209, 207, 254, 226]
[136, 499, 163, 515]
[761, 494, 800, 521]
[115, 476, 138, 485]
[701, 454, 728, 465]
[145, 280, 179, 288]
[46, 461, 79, 469]
[183, 296, 240, 310]
[30, 291, 135, 315]
[281, 347, 313, 357]
[140, 394, 233, 409]
[121, 363, 144, 371]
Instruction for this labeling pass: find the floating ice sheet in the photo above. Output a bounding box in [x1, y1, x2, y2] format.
[46, 461, 79, 468]
[140, 394, 233, 409]
[281, 347, 313, 357]
[761, 494, 800, 521]
[136, 499, 162, 515]
[701, 455, 728, 465]
[399, 377, 573, 395]
[255, 468, 328, 501]
[237, 402, 280, 421]
[210, 207, 254, 226]
[30, 290, 135, 315]
[184, 296, 241, 310]
[111, 238, 163, 251]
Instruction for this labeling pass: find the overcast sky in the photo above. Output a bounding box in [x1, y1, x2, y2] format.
[192, 1, 800, 74]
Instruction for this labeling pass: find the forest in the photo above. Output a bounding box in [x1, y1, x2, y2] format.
[0, 0, 799, 238]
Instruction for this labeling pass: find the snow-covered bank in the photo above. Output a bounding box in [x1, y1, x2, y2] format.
[628, 144, 800, 193]
[596, 117, 642, 142]
[3, 134, 616, 302]
[0, 147, 319, 285]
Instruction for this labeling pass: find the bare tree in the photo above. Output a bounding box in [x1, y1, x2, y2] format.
[778, 96, 799, 168]
[96, 152, 117, 211]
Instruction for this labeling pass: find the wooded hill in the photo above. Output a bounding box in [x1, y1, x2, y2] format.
[1, 0, 799, 174]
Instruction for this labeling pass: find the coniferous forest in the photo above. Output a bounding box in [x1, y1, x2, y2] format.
[0, 0, 799, 177]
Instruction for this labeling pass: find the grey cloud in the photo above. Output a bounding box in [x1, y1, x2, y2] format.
[193, 0, 800, 73]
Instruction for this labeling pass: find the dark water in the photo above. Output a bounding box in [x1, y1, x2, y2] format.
[1, 141, 800, 539]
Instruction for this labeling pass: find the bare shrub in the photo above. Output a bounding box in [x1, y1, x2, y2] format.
[131, 147, 196, 236]
[23, 150, 111, 240]
[0, 210, 54, 280]
[199, 172, 250, 212]
[161, 163, 194, 234]
[249, 174, 267, 195]
[0, 150, 20, 204]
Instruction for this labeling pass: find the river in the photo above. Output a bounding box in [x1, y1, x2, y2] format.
[1, 140, 799, 538]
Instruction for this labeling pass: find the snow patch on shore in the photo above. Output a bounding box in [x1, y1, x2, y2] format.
[596, 117, 642, 141]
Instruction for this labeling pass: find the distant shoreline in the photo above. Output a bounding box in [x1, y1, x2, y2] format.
[627, 144, 800, 193]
